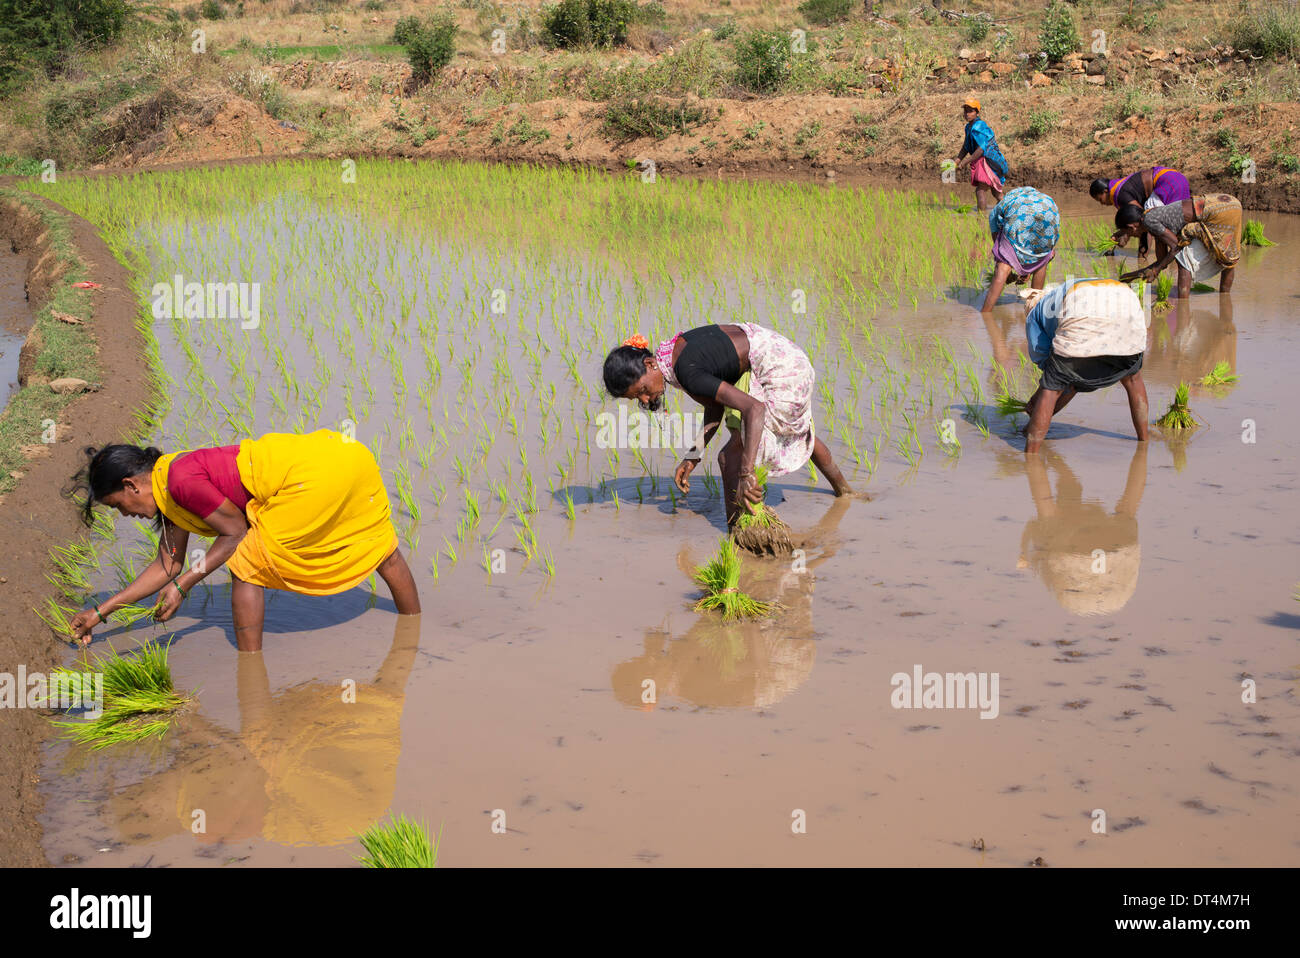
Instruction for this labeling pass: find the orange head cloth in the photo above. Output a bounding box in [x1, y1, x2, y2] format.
[963, 96, 980, 112]
[622, 334, 650, 350]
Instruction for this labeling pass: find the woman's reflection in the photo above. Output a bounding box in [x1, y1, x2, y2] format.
[612, 496, 853, 710]
[1018, 444, 1147, 616]
[108, 614, 423, 847]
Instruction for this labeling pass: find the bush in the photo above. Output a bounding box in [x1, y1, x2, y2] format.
[198, 0, 225, 20]
[797, 0, 854, 26]
[1039, 0, 1079, 63]
[392, 15, 420, 45]
[602, 96, 712, 142]
[732, 29, 796, 93]
[1230, 1, 1300, 58]
[0, 0, 136, 90]
[1022, 109, 1059, 141]
[965, 14, 991, 43]
[542, 0, 635, 49]
[400, 11, 458, 85]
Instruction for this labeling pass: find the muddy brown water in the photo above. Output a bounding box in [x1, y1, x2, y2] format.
[35, 194, 1300, 868]
[0, 247, 30, 410]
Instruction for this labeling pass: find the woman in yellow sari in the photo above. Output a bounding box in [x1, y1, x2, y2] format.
[68, 429, 420, 651]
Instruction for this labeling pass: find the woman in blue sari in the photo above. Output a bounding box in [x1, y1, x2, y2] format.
[980, 186, 1060, 312]
[954, 97, 1008, 212]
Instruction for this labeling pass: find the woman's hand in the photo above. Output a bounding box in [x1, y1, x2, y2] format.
[674, 459, 697, 494]
[69, 609, 99, 647]
[737, 471, 764, 511]
[154, 583, 184, 622]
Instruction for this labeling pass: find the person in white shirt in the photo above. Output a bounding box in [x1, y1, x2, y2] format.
[1021, 279, 1150, 454]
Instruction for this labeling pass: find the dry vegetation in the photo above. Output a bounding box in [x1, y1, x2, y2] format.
[2, 1, 1298, 205]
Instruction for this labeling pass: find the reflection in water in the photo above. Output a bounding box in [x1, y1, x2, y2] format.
[108, 615, 422, 847]
[611, 497, 852, 710]
[1018, 444, 1147, 616]
[1144, 297, 1237, 387]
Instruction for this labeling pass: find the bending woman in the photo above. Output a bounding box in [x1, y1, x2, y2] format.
[602, 325, 852, 527]
[1115, 193, 1241, 296]
[1089, 166, 1192, 257]
[981, 186, 1060, 312]
[68, 429, 420, 651]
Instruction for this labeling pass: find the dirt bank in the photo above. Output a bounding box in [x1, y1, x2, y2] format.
[0, 197, 148, 866]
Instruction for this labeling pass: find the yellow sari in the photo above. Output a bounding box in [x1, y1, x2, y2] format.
[151, 429, 398, 594]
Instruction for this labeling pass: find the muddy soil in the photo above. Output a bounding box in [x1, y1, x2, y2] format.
[0, 198, 149, 866]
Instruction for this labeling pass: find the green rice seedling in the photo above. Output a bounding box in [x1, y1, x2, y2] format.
[1086, 225, 1117, 255]
[1242, 220, 1275, 247]
[693, 538, 776, 621]
[356, 814, 439, 868]
[36, 597, 77, 638]
[994, 386, 1030, 419]
[731, 466, 793, 558]
[1152, 271, 1173, 312]
[1155, 382, 1198, 431]
[1200, 360, 1238, 387]
[1190, 282, 1216, 292]
[47, 640, 194, 749]
[563, 491, 575, 520]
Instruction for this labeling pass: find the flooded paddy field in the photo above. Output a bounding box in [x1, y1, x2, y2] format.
[22, 162, 1299, 867]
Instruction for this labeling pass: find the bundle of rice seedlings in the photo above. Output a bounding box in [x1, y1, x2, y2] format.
[994, 385, 1030, 419]
[1155, 382, 1198, 432]
[1242, 220, 1275, 247]
[1190, 281, 1216, 292]
[693, 538, 775, 621]
[731, 466, 793, 557]
[1152, 272, 1173, 313]
[47, 641, 194, 750]
[111, 602, 162, 626]
[1086, 225, 1118, 255]
[357, 814, 439, 868]
[1200, 360, 1238, 388]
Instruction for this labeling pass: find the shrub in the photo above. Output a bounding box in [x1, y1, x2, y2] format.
[0, 0, 136, 90]
[797, 0, 854, 26]
[1230, 0, 1300, 58]
[1021, 109, 1059, 141]
[392, 14, 420, 45]
[732, 29, 796, 93]
[602, 96, 712, 142]
[965, 14, 991, 43]
[198, 0, 225, 20]
[1039, 0, 1079, 63]
[401, 11, 458, 85]
[542, 0, 635, 49]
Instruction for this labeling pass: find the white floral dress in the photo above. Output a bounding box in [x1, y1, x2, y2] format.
[654, 323, 816, 476]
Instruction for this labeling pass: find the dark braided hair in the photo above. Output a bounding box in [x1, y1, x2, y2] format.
[1115, 204, 1144, 230]
[66, 444, 163, 527]
[602, 345, 654, 399]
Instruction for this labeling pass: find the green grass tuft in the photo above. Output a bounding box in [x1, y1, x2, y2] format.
[357, 814, 440, 868]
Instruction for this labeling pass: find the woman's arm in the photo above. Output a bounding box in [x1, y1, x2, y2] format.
[154, 499, 249, 621]
[674, 400, 725, 493]
[712, 383, 765, 505]
[69, 520, 192, 644]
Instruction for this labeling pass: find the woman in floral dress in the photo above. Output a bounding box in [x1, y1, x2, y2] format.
[603, 324, 852, 527]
